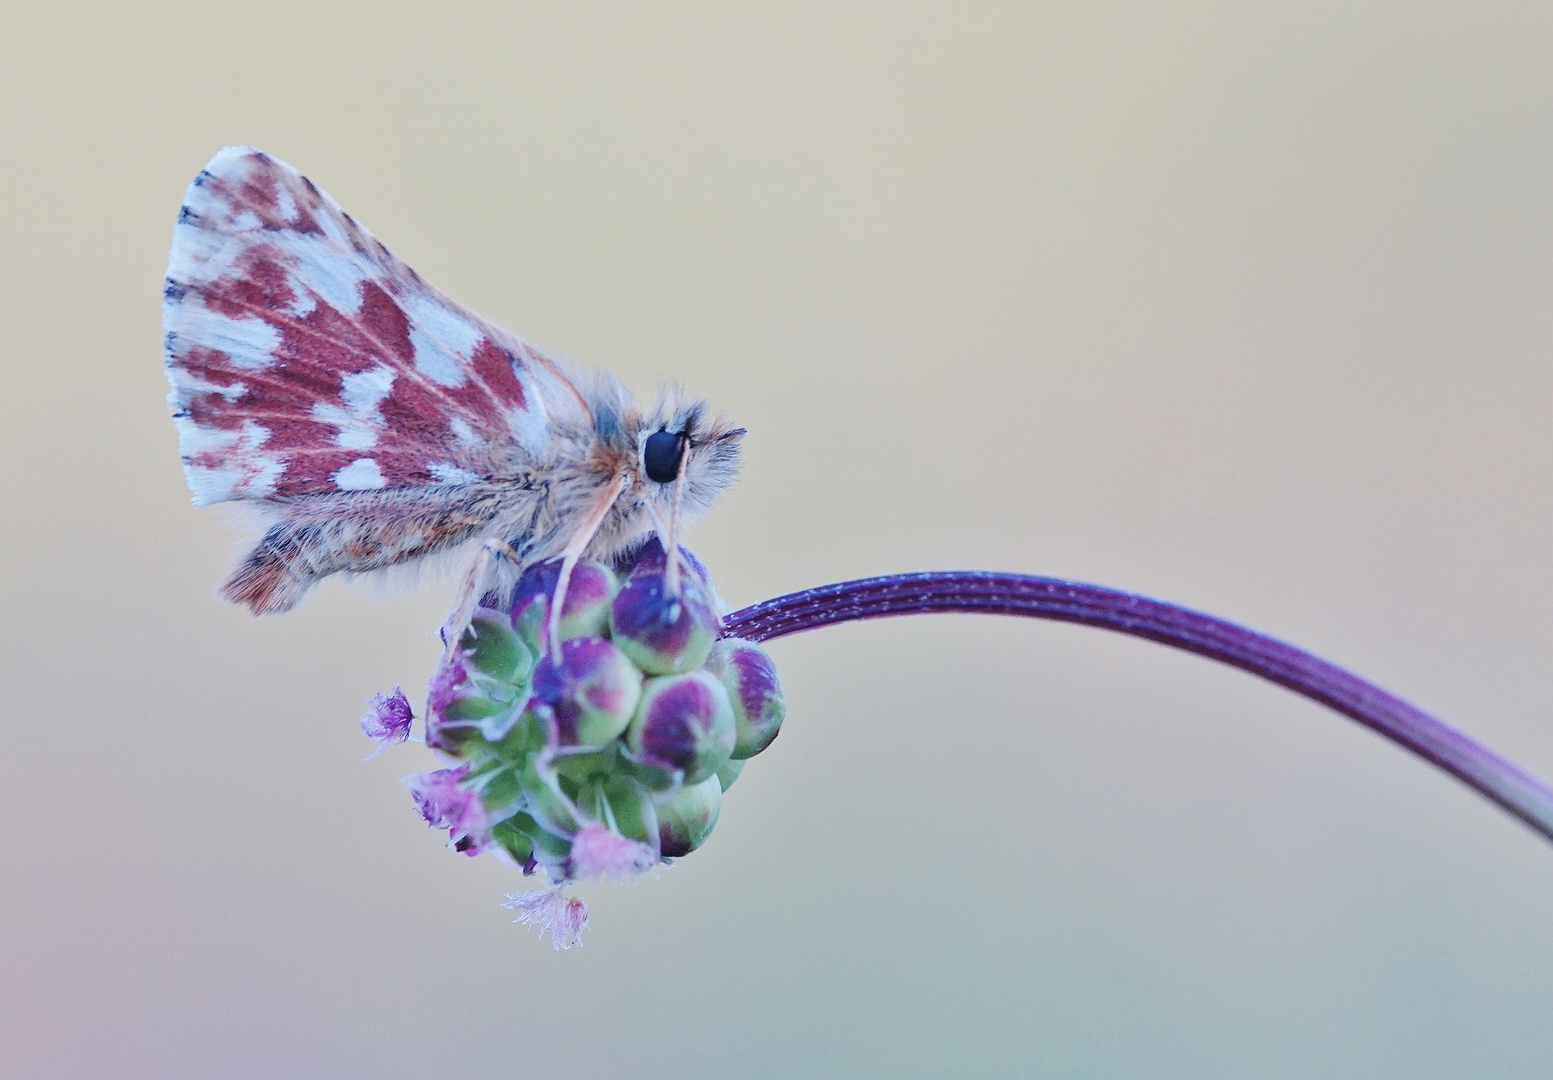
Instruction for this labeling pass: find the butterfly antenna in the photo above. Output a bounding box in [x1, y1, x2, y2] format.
[548, 473, 628, 659]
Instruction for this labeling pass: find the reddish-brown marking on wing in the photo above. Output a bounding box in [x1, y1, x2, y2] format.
[165, 147, 589, 507]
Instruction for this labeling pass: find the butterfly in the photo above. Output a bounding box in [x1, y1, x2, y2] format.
[163, 147, 744, 651]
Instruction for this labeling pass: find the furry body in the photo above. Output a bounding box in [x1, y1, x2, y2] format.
[164, 148, 742, 614]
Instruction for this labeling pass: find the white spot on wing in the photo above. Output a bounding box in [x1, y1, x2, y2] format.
[311, 364, 395, 450]
[506, 366, 549, 450]
[447, 417, 482, 450]
[274, 182, 297, 224]
[409, 330, 467, 386]
[343, 430, 377, 451]
[184, 457, 285, 505]
[283, 275, 317, 317]
[429, 462, 481, 484]
[173, 417, 282, 505]
[175, 413, 261, 457]
[283, 233, 371, 317]
[166, 219, 228, 284]
[177, 300, 283, 371]
[167, 369, 245, 407]
[333, 457, 387, 490]
[403, 290, 483, 387]
[341, 365, 395, 412]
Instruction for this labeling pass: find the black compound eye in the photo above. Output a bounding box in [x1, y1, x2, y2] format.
[643, 429, 688, 483]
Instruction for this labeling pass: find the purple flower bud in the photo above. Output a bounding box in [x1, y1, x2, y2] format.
[406, 766, 491, 853]
[610, 551, 722, 676]
[453, 830, 494, 857]
[715, 758, 744, 792]
[502, 888, 589, 949]
[707, 638, 787, 759]
[426, 653, 465, 717]
[611, 536, 713, 586]
[626, 671, 736, 785]
[530, 637, 644, 748]
[566, 823, 658, 881]
[510, 559, 619, 649]
[656, 775, 723, 857]
[424, 653, 503, 755]
[359, 687, 413, 755]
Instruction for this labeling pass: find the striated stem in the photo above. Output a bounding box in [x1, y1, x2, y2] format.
[723, 571, 1553, 845]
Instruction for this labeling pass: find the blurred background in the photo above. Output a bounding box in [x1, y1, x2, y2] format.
[3, 3, 1552, 1077]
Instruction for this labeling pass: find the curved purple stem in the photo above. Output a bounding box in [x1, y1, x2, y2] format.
[722, 571, 1553, 845]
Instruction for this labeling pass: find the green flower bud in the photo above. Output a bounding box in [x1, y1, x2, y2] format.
[518, 756, 582, 839]
[715, 757, 745, 792]
[609, 745, 677, 795]
[656, 775, 723, 857]
[489, 708, 549, 764]
[575, 773, 659, 850]
[426, 613, 537, 748]
[465, 612, 535, 689]
[490, 817, 535, 865]
[464, 758, 525, 822]
[521, 814, 575, 862]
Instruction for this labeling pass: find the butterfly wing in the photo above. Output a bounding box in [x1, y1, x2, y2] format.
[163, 146, 589, 507]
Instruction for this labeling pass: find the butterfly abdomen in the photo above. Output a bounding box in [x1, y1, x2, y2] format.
[221, 484, 532, 613]
[221, 543, 314, 614]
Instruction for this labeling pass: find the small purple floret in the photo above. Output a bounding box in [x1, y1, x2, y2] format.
[567, 823, 657, 881]
[407, 766, 490, 853]
[359, 687, 414, 755]
[503, 888, 589, 949]
[426, 654, 465, 715]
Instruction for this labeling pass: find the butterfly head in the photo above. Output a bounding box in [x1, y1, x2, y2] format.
[573, 378, 743, 565]
[632, 384, 745, 521]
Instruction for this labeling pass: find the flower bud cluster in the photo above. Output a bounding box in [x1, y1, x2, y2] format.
[400, 539, 786, 910]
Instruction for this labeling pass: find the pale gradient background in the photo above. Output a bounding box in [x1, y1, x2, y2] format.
[3, 4, 1552, 1077]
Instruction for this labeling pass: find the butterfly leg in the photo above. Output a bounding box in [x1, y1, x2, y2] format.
[663, 444, 690, 597]
[545, 473, 629, 659]
[440, 538, 523, 661]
